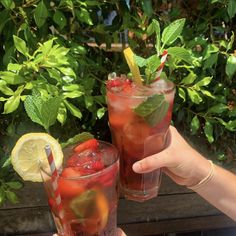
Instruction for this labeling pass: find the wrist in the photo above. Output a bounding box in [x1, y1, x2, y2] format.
[183, 147, 213, 187]
[187, 160, 215, 189]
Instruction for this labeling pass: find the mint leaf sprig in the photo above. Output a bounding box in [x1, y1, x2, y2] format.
[132, 18, 186, 85]
[134, 94, 169, 127]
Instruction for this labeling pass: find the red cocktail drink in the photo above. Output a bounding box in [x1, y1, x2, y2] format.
[40, 140, 119, 235]
[106, 75, 175, 202]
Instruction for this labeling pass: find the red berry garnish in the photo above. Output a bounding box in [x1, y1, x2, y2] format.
[73, 139, 98, 153]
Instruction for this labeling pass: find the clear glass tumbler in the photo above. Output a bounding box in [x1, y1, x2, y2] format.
[40, 141, 119, 236]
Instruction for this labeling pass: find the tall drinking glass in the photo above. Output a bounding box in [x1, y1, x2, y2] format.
[40, 141, 119, 236]
[106, 74, 175, 202]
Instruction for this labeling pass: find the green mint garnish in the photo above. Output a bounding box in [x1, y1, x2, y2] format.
[70, 189, 97, 220]
[134, 94, 169, 127]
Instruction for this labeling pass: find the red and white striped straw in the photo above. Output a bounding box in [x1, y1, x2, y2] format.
[153, 50, 168, 82]
[44, 145, 68, 233]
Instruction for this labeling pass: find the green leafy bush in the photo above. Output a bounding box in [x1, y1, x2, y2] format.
[0, 0, 235, 205]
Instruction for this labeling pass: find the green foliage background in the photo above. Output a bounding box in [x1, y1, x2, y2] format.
[0, 0, 235, 204]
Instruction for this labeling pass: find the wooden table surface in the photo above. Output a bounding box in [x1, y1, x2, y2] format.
[1, 175, 236, 236]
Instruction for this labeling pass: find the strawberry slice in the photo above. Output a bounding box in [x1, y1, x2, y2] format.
[73, 139, 98, 153]
[93, 163, 118, 187]
[58, 167, 84, 198]
[106, 79, 122, 89]
[61, 166, 81, 178]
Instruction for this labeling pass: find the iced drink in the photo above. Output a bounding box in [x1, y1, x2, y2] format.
[106, 74, 175, 202]
[40, 139, 119, 236]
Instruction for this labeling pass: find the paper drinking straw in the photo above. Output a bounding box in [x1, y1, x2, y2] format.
[44, 145, 68, 232]
[153, 50, 168, 82]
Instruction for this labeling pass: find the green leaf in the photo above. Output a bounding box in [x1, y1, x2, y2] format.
[97, 107, 106, 119]
[34, 0, 48, 28]
[3, 94, 21, 114]
[69, 189, 97, 219]
[0, 97, 7, 101]
[203, 44, 219, 60]
[204, 121, 214, 143]
[168, 47, 192, 64]
[6, 182, 23, 190]
[75, 8, 93, 25]
[7, 63, 22, 72]
[63, 91, 84, 99]
[3, 86, 24, 114]
[1, 0, 15, 9]
[190, 115, 200, 135]
[161, 18, 186, 46]
[229, 108, 236, 117]
[180, 72, 197, 85]
[209, 0, 223, 3]
[227, 32, 234, 51]
[6, 191, 19, 204]
[147, 19, 161, 51]
[0, 80, 14, 95]
[64, 100, 82, 119]
[84, 95, 93, 108]
[147, 19, 160, 37]
[187, 89, 202, 104]
[59, 67, 76, 78]
[41, 97, 62, 130]
[203, 53, 218, 69]
[61, 132, 94, 148]
[13, 35, 29, 57]
[134, 94, 169, 127]
[225, 119, 236, 131]
[195, 77, 213, 87]
[134, 54, 146, 67]
[200, 90, 215, 99]
[227, 0, 236, 19]
[226, 55, 236, 79]
[208, 104, 228, 114]
[71, 45, 87, 55]
[2, 157, 11, 168]
[57, 103, 67, 125]
[36, 39, 54, 56]
[178, 87, 186, 102]
[0, 71, 25, 85]
[146, 55, 160, 73]
[59, 0, 74, 8]
[47, 68, 62, 83]
[53, 10, 67, 29]
[62, 84, 81, 91]
[24, 91, 61, 130]
[141, 0, 153, 17]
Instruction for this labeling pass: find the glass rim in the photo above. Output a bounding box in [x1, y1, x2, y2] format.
[40, 140, 119, 180]
[106, 77, 175, 99]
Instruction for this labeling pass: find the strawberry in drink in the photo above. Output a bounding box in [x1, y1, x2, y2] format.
[106, 74, 175, 202]
[41, 139, 119, 236]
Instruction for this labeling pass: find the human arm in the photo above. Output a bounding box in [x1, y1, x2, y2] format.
[132, 126, 236, 221]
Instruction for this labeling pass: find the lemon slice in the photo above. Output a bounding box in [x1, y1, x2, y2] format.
[123, 47, 143, 86]
[11, 133, 63, 182]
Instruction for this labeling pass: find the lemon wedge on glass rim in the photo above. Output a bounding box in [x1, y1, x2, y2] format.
[11, 133, 63, 182]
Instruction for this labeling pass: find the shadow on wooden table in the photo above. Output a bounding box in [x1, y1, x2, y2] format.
[0, 175, 235, 236]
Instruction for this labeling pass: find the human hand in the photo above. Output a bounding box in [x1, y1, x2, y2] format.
[116, 227, 127, 236]
[132, 126, 211, 187]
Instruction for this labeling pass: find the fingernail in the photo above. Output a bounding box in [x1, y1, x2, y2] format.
[132, 162, 140, 172]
